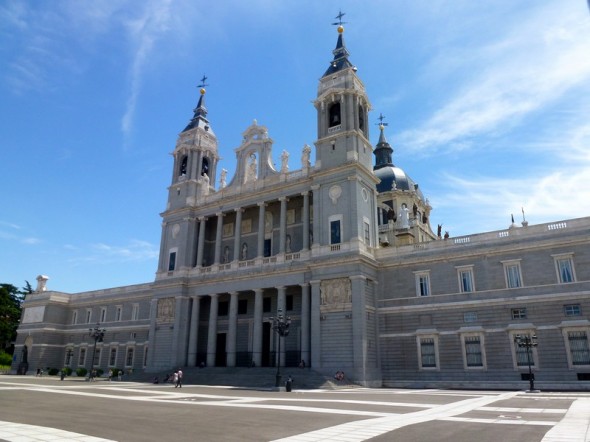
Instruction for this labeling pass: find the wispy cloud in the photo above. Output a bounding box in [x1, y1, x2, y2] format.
[121, 0, 174, 146]
[399, 3, 590, 153]
[89, 239, 159, 262]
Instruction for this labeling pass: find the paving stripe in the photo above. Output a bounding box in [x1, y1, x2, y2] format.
[0, 420, 117, 442]
[271, 391, 519, 442]
[540, 398, 590, 442]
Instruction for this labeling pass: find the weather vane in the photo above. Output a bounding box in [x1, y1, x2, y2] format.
[332, 10, 347, 26]
[377, 113, 388, 127]
[198, 74, 209, 89]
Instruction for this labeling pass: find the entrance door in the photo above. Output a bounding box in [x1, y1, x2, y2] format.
[261, 322, 271, 367]
[215, 333, 227, 367]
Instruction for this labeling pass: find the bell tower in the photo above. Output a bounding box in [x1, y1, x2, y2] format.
[157, 77, 220, 275]
[313, 20, 372, 172]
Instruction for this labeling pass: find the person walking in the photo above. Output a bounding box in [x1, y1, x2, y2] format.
[172, 371, 179, 387]
[176, 368, 183, 388]
[108, 369, 113, 382]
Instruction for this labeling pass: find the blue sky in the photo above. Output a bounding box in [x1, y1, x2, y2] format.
[2, 1, 590, 293]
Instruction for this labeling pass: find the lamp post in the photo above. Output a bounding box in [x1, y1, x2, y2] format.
[88, 323, 106, 379]
[514, 334, 538, 391]
[270, 309, 291, 388]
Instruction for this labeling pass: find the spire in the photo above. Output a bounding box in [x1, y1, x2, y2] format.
[182, 75, 210, 132]
[374, 113, 394, 170]
[323, 11, 354, 77]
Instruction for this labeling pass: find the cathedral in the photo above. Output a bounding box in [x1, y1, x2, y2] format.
[13, 20, 590, 389]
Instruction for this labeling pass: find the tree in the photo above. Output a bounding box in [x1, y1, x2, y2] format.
[0, 282, 29, 354]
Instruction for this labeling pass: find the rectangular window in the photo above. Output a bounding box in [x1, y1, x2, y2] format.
[463, 312, 478, 323]
[144, 347, 149, 367]
[504, 263, 522, 288]
[116, 306, 122, 322]
[564, 304, 582, 317]
[286, 295, 294, 311]
[100, 308, 107, 323]
[132, 304, 139, 321]
[65, 348, 73, 366]
[414, 271, 431, 297]
[72, 311, 78, 325]
[568, 331, 590, 366]
[464, 335, 484, 367]
[511, 308, 527, 319]
[330, 219, 341, 244]
[363, 221, 371, 246]
[78, 348, 86, 366]
[238, 299, 248, 315]
[126, 348, 134, 367]
[168, 251, 177, 271]
[263, 297, 272, 313]
[457, 267, 474, 293]
[218, 301, 229, 316]
[86, 309, 92, 324]
[109, 348, 117, 366]
[93, 348, 101, 367]
[555, 256, 575, 283]
[264, 238, 272, 257]
[514, 334, 535, 367]
[419, 337, 437, 368]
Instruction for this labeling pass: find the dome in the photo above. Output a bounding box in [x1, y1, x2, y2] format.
[374, 166, 425, 200]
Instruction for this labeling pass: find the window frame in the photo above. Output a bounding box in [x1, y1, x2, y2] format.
[131, 304, 140, 321]
[511, 308, 527, 320]
[553, 253, 576, 284]
[508, 330, 538, 370]
[461, 332, 487, 370]
[501, 259, 523, 289]
[78, 347, 87, 367]
[328, 215, 343, 245]
[416, 333, 440, 370]
[456, 265, 475, 293]
[413, 270, 431, 297]
[564, 304, 582, 317]
[562, 328, 590, 368]
[109, 347, 118, 367]
[125, 347, 135, 367]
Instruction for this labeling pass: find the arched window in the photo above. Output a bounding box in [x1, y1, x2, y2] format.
[328, 102, 341, 127]
[201, 157, 209, 176]
[179, 156, 188, 176]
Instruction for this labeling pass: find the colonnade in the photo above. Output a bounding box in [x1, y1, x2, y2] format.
[185, 284, 312, 368]
[194, 191, 312, 267]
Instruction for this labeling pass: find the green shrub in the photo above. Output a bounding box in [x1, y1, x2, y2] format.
[96, 368, 104, 377]
[48, 368, 59, 376]
[0, 351, 13, 366]
[62, 367, 73, 376]
[76, 367, 87, 377]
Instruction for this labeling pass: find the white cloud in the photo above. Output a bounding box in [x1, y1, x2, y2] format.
[399, 3, 590, 153]
[90, 239, 159, 262]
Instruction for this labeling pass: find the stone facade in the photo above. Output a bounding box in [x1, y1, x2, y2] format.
[12, 24, 590, 389]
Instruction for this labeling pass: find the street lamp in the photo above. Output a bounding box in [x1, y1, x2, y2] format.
[270, 309, 291, 388]
[88, 323, 106, 379]
[514, 334, 538, 391]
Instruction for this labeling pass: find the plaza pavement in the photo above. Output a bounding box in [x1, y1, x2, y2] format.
[1, 375, 589, 441]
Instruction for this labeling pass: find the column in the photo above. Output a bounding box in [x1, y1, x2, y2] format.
[350, 276, 367, 377]
[302, 192, 310, 250]
[227, 292, 238, 367]
[206, 294, 219, 367]
[252, 289, 263, 367]
[257, 203, 266, 258]
[279, 197, 288, 254]
[310, 280, 321, 368]
[196, 217, 206, 267]
[311, 185, 320, 249]
[276, 286, 286, 367]
[233, 208, 243, 261]
[146, 299, 158, 368]
[196, 150, 203, 179]
[187, 296, 200, 366]
[188, 217, 198, 267]
[171, 296, 185, 367]
[214, 212, 223, 265]
[300, 283, 310, 366]
[158, 222, 167, 272]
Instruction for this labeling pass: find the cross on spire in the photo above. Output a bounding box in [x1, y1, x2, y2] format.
[331, 10, 347, 26]
[377, 113, 388, 127]
[198, 74, 209, 89]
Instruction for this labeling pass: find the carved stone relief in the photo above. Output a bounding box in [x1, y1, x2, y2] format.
[320, 278, 352, 305]
[157, 297, 175, 323]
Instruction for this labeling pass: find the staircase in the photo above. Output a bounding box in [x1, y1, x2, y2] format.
[134, 367, 358, 390]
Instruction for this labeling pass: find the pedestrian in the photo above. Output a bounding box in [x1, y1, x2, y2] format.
[108, 369, 113, 382]
[173, 371, 179, 387]
[176, 368, 183, 388]
[117, 369, 122, 381]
